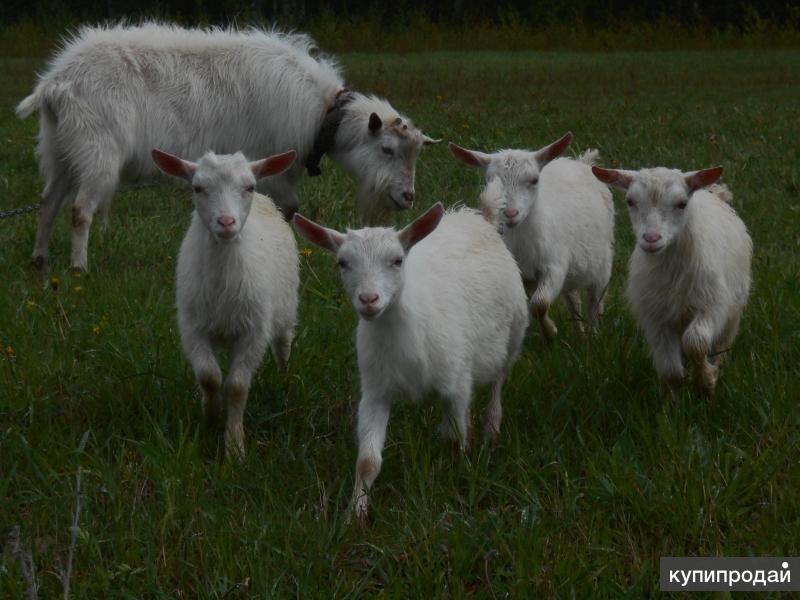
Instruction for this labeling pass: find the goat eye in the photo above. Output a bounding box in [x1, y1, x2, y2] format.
[337, 259, 348, 269]
[676, 201, 688, 210]
[244, 185, 255, 193]
[530, 177, 539, 186]
[193, 186, 204, 194]
[392, 257, 403, 267]
[381, 146, 395, 157]
[626, 197, 636, 207]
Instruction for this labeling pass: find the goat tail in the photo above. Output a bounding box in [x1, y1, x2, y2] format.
[16, 90, 41, 119]
[707, 183, 733, 205]
[577, 148, 601, 166]
[479, 176, 504, 225]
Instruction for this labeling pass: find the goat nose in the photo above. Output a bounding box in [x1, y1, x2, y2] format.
[504, 207, 519, 219]
[358, 292, 379, 306]
[402, 191, 415, 205]
[217, 215, 236, 228]
[643, 231, 662, 243]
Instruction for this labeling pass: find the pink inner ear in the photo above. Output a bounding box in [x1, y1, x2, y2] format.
[592, 166, 632, 190]
[399, 202, 445, 249]
[292, 213, 343, 253]
[256, 150, 297, 178]
[152, 149, 191, 179]
[591, 166, 617, 184]
[538, 132, 573, 165]
[448, 143, 486, 168]
[686, 167, 723, 191]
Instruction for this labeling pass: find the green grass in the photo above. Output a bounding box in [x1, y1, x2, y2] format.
[1, 50, 799, 597]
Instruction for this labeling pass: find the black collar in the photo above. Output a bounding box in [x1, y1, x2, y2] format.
[306, 89, 354, 177]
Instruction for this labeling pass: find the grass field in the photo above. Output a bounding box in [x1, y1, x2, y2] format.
[1, 50, 799, 597]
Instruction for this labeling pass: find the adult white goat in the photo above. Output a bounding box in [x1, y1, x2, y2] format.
[152, 147, 299, 458]
[17, 23, 439, 271]
[293, 203, 529, 521]
[450, 133, 614, 339]
[592, 165, 752, 395]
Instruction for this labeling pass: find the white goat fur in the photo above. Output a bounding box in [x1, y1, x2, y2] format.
[593, 166, 752, 395]
[158, 150, 299, 458]
[17, 23, 435, 271]
[455, 138, 614, 339]
[293, 204, 529, 520]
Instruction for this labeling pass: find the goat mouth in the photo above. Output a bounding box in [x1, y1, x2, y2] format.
[388, 194, 412, 211]
[640, 243, 664, 254]
[214, 230, 239, 242]
[358, 306, 383, 320]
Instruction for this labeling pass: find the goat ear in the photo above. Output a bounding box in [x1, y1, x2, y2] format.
[448, 143, 491, 169]
[151, 149, 196, 181]
[292, 213, 345, 253]
[534, 131, 573, 166]
[368, 112, 383, 134]
[685, 167, 723, 192]
[592, 166, 634, 190]
[251, 150, 297, 179]
[422, 134, 442, 146]
[398, 202, 445, 251]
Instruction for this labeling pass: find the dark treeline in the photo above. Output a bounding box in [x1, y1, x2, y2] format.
[2, 0, 799, 30]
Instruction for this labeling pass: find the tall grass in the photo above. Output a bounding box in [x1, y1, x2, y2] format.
[1, 49, 798, 596]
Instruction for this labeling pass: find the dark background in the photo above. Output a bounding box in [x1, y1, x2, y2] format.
[3, 0, 799, 30]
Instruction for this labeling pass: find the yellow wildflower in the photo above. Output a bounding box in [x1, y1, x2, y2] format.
[299, 248, 313, 258]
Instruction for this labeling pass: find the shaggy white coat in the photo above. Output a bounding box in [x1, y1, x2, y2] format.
[17, 23, 434, 271]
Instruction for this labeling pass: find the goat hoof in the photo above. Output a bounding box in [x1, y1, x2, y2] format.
[346, 507, 371, 528]
[31, 255, 47, 270]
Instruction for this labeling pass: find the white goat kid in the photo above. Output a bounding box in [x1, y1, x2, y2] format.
[17, 23, 439, 271]
[293, 203, 529, 521]
[592, 165, 752, 395]
[152, 148, 300, 458]
[450, 132, 614, 339]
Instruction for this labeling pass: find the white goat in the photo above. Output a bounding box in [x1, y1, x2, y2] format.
[592, 165, 752, 395]
[152, 148, 300, 458]
[17, 23, 439, 271]
[293, 203, 529, 521]
[450, 133, 614, 339]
